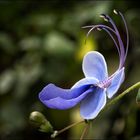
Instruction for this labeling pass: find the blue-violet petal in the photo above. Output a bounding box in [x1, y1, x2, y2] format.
[39, 84, 91, 109]
[107, 67, 125, 98]
[71, 77, 99, 89]
[82, 51, 108, 81]
[80, 87, 106, 119]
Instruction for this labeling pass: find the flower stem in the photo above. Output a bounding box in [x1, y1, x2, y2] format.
[80, 123, 90, 140]
[51, 82, 140, 138]
[51, 120, 85, 138]
[105, 81, 140, 110]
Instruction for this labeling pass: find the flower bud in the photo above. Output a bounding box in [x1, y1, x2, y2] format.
[136, 88, 140, 105]
[29, 111, 53, 133]
[30, 111, 46, 125]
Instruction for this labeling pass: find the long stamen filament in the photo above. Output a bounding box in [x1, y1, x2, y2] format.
[102, 28, 122, 68]
[102, 28, 121, 57]
[83, 24, 116, 35]
[84, 25, 118, 43]
[118, 11, 129, 63]
[106, 15, 125, 50]
[83, 24, 122, 67]
[84, 10, 128, 69]
[103, 15, 125, 66]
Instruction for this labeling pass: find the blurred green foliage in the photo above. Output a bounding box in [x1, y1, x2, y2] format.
[0, 1, 140, 140]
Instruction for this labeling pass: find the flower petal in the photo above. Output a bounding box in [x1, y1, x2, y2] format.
[80, 88, 106, 119]
[39, 84, 91, 110]
[71, 77, 99, 89]
[83, 51, 108, 81]
[107, 67, 125, 98]
[42, 88, 93, 110]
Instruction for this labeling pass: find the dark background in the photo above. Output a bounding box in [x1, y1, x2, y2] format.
[0, 1, 140, 140]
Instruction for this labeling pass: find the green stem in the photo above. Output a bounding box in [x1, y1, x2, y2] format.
[51, 82, 140, 138]
[80, 123, 90, 140]
[51, 120, 85, 138]
[105, 81, 140, 110]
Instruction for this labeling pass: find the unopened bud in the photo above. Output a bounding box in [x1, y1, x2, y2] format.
[30, 111, 46, 125]
[29, 111, 53, 133]
[136, 89, 140, 105]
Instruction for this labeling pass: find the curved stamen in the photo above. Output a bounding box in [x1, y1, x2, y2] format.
[118, 11, 129, 64]
[102, 28, 122, 68]
[101, 14, 125, 68]
[82, 24, 116, 35]
[83, 11, 129, 70]
[83, 25, 121, 62]
[84, 25, 117, 42]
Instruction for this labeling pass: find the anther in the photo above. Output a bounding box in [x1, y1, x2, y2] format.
[97, 27, 102, 31]
[113, 9, 119, 15]
[100, 14, 109, 22]
[100, 14, 105, 18]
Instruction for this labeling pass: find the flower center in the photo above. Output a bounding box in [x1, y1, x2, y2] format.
[97, 78, 111, 89]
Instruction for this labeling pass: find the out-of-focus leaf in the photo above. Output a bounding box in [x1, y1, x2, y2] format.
[0, 33, 14, 53]
[0, 70, 16, 95]
[112, 118, 125, 135]
[20, 36, 42, 51]
[44, 32, 74, 56]
[0, 101, 25, 133]
[59, 2, 111, 34]
[14, 54, 42, 99]
[75, 1, 111, 22]
[126, 9, 140, 37]
[27, 14, 56, 30]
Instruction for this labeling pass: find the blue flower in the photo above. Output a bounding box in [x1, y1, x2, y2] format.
[39, 10, 129, 120]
